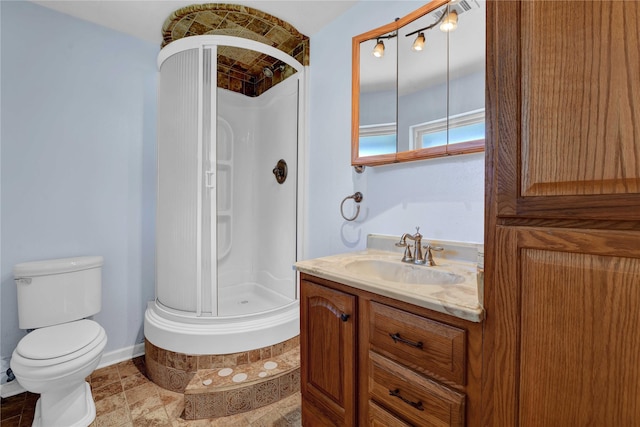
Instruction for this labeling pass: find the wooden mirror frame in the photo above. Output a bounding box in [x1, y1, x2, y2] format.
[351, 0, 485, 167]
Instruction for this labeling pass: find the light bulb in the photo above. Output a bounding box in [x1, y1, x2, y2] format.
[372, 39, 385, 58]
[440, 10, 458, 32]
[412, 32, 426, 51]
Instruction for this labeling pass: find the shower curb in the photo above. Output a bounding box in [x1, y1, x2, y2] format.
[144, 335, 299, 393]
[183, 347, 300, 419]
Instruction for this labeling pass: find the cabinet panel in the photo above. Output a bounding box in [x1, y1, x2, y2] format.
[370, 301, 466, 384]
[486, 226, 640, 425]
[521, 1, 640, 197]
[369, 352, 465, 427]
[520, 248, 640, 425]
[300, 279, 356, 426]
[490, 0, 640, 220]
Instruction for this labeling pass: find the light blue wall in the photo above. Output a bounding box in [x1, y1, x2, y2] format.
[1, 1, 158, 367]
[307, 0, 484, 259]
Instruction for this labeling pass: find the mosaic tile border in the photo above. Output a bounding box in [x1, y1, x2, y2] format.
[144, 336, 299, 393]
[183, 367, 300, 419]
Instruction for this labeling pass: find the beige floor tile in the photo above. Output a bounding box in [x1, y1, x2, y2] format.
[275, 393, 301, 415]
[209, 412, 251, 426]
[118, 359, 147, 379]
[93, 381, 125, 402]
[131, 406, 172, 427]
[96, 406, 132, 427]
[92, 365, 121, 387]
[171, 418, 213, 427]
[126, 382, 160, 406]
[130, 394, 165, 420]
[96, 392, 127, 416]
[123, 372, 152, 390]
[249, 408, 288, 427]
[243, 403, 281, 423]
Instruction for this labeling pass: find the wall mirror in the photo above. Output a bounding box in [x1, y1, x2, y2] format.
[352, 0, 485, 167]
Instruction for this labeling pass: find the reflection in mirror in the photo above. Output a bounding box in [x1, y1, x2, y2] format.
[447, 1, 485, 152]
[398, 3, 448, 154]
[352, 0, 486, 167]
[358, 32, 397, 158]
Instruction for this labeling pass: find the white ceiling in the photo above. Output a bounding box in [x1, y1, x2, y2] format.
[31, 0, 359, 45]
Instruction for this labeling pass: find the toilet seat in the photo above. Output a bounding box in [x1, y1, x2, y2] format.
[14, 320, 106, 367]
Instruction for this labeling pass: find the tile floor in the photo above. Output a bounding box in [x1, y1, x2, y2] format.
[0, 356, 302, 427]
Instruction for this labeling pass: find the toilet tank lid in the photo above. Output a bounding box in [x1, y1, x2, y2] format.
[13, 256, 104, 277]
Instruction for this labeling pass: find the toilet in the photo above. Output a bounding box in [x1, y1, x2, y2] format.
[10, 256, 107, 427]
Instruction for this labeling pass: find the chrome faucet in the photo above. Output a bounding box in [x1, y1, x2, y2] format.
[395, 227, 443, 266]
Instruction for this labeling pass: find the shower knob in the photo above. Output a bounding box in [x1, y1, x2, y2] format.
[272, 159, 287, 184]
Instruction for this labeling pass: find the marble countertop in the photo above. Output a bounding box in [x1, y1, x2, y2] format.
[295, 249, 484, 323]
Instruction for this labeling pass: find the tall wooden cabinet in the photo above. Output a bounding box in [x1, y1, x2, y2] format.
[484, 1, 640, 425]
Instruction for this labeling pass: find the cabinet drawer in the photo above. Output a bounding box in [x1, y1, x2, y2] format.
[369, 301, 466, 384]
[368, 401, 412, 427]
[369, 352, 465, 427]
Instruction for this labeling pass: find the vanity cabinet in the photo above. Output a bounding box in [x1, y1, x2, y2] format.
[484, 0, 640, 425]
[300, 273, 483, 426]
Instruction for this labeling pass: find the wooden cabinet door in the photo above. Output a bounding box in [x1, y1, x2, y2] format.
[488, 0, 640, 220]
[300, 278, 357, 426]
[484, 226, 640, 425]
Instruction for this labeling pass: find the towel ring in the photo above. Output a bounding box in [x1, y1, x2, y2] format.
[340, 192, 363, 221]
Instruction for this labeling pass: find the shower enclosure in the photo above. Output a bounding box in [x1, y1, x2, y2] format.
[144, 35, 304, 355]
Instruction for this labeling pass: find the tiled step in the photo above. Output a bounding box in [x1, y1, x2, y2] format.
[184, 346, 300, 420]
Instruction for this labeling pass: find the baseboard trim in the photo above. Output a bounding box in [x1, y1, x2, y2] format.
[0, 380, 26, 398]
[97, 342, 146, 369]
[0, 343, 146, 398]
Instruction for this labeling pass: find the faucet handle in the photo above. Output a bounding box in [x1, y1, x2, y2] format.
[396, 235, 414, 262]
[422, 244, 444, 266]
[403, 245, 414, 262]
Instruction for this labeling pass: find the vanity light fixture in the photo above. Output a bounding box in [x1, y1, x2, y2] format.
[373, 39, 385, 58]
[440, 10, 458, 32]
[371, 32, 398, 58]
[412, 32, 426, 51]
[405, 7, 457, 50]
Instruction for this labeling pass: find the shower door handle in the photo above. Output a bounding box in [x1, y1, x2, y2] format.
[205, 171, 215, 188]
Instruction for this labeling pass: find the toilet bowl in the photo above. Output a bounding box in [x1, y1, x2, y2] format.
[10, 256, 106, 427]
[11, 320, 107, 427]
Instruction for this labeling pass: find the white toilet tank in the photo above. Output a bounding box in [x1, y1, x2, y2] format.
[14, 256, 103, 330]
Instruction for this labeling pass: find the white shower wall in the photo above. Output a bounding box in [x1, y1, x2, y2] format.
[216, 77, 298, 302]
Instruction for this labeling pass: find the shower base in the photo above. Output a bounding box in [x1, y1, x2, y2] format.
[218, 282, 293, 316]
[144, 284, 299, 356]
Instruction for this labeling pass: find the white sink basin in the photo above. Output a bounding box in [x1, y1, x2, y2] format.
[344, 259, 465, 285]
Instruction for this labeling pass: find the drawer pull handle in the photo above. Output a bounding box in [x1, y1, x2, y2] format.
[389, 333, 423, 349]
[340, 313, 350, 322]
[389, 389, 424, 411]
